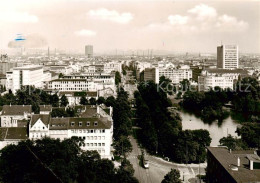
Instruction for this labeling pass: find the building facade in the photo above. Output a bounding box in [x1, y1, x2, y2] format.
[217, 45, 239, 69]
[85, 45, 93, 58]
[0, 105, 32, 127]
[198, 69, 248, 91]
[159, 65, 192, 84]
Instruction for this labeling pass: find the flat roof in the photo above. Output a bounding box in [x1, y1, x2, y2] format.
[207, 147, 260, 183]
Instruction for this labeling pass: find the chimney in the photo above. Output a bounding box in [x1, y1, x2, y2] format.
[229, 149, 232, 153]
[237, 157, 240, 167]
[250, 160, 253, 170]
[23, 104, 24, 107]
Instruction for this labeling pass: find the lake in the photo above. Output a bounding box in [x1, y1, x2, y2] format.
[179, 110, 242, 146]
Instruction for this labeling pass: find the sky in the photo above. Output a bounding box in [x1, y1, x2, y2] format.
[0, 0, 260, 54]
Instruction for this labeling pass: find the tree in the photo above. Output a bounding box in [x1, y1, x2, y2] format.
[161, 169, 182, 183]
[113, 135, 133, 157]
[60, 95, 68, 107]
[89, 97, 96, 105]
[115, 71, 121, 85]
[105, 96, 116, 107]
[236, 123, 260, 148]
[51, 94, 59, 107]
[219, 135, 245, 150]
[0, 138, 139, 183]
[58, 73, 64, 78]
[80, 96, 88, 105]
[97, 97, 106, 105]
[51, 108, 68, 117]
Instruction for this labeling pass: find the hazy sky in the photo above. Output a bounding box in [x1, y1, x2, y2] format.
[0, 0, 260, 54]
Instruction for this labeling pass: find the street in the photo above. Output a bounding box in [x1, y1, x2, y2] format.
[127, 136, 206, 183]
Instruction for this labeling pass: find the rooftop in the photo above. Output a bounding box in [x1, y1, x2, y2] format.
[0, 127, 28, 140]
[31, 114, 50, 126]
[207, 147, 260, 183]
[205, 69, 248, 75]
[2, 105, 32, 115]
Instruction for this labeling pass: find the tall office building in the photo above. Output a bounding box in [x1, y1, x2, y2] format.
[85, 45, 93, 58]
[217, 45, 239, 69]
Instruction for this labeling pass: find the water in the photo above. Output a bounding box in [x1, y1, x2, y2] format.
[179, 110, 241, 146]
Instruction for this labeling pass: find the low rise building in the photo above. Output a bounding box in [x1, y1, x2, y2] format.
[0, 105, 32, 127]
[0, 127, 28, 149]
[28, 105, 113, 159]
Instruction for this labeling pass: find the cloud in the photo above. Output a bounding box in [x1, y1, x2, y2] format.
[8, 34, 47, 48]
[216, 14, 249, 31]
[75, 29, 97, 36]
[188, 4, 217, 21]
[168, 15, 188, 25]
[0, 11, 38, 23]
[147, 4, 248, 34]
[87, 8, 133, 24]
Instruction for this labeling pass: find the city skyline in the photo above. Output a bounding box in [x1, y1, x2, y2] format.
[0, 0, 259, 54]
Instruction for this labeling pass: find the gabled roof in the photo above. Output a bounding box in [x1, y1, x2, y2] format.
[2, 105, 32, 116]
[0, 127, 28, 140]
[30, 114, 50, 127]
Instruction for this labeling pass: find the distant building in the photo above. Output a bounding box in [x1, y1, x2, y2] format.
[207, 147, 260, 183]
[198, 69, 248, 91]
[217, 45, 239, 69]
[85, 45, 93, 58]
[0, 62, 17, 74]
[143, 68, 159, 83]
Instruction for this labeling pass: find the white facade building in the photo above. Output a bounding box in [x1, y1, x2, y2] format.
[159, 65, 192, 84]
[28, 105, 113, 159]
[7, 65, 44, 93]
[48, 73, 115, 94]
[198, 69, 248, 91]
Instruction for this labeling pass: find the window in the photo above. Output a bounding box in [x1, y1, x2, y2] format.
[102, 129, 105, 133]
[94, 121, 98, 126]
[87, 122, 90, 126]
[91, 130, 93, 133]
[71, 122, 75, 126]
[79, 122, 82, 126]
[102, 143, 105, 146]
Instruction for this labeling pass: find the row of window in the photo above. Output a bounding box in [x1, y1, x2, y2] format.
[85, 143, 105, 147]
[71, 129, 106, 133]
[79, 136, 105, 140]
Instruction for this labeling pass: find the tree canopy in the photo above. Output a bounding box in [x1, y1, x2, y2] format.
[0, 137, 138, 183]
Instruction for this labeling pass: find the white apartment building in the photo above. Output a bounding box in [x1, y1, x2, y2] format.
[0, 105, 32, 127]
[159, 65, 192, 84]
[7, 65, 44, 93]
[217, 45, 239, 69]
[198, 69, 248, 91]
[29, 105, 113, 159]
[48, 73, 115, 93]
[104, 62, 122, 73]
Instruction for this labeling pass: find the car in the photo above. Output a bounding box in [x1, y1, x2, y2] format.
[143, 159, 149, 169]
